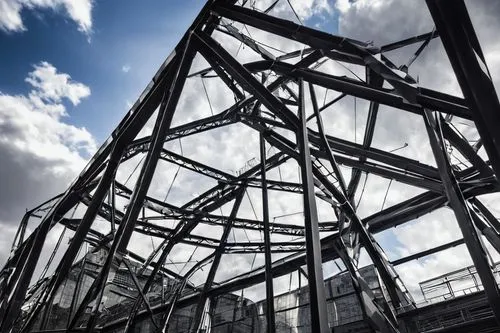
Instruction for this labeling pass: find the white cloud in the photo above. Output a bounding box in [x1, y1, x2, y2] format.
[261, 0, 333, 22]
[288, 0, 333, 20]
[25, 61, 91, 107]
[335, 0, 500, 300]
[122, 64, 131, 73]
[2, 0, 500, 308]
[335, 0, 351, 13]
[0, 0, 93, 35]
[0, 61, 95, 266]
[0, 0, 25, 32]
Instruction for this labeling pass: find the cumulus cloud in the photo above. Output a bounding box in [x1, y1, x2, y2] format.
[25, 61, 91, 107]
[0, 0, 93, 35]
[286, 0, 333, 20]
[335, 0, 351, 13]
[0, 61, 95, 266]
[251, 0, 333, 23]
[122, 64, 131, 73]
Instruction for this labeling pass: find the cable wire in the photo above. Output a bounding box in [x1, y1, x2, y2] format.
[381, 179, 393, 211]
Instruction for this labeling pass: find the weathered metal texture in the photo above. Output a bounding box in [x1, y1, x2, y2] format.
[1, 0, 500, 332]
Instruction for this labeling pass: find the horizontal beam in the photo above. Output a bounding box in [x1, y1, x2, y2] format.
[391, 239, 464, 266]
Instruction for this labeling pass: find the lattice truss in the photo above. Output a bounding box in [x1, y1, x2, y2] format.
[1, 0, 500, 332]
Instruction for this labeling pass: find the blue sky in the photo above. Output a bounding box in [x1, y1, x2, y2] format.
[0, 0, 206, 141]
[0, 0, 338, 142]
[2, 0, 499, 302]
[0, 0, 344, 278]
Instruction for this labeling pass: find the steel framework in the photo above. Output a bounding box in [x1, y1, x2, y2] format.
[1, 0, 500, 332]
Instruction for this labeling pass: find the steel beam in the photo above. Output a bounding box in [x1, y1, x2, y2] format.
[391, 239, 465, 266]
[259, 130, 277, 333]
[216, 4, 472, 118]
[194, 31, 300, 130]
[68, 41, 197, 331]
[441, 119, 492, 178]
[423, 109, 500, 323]
[426, 0, 500, 178]
[296, 78, 330, 333]
[189, 189, 245, 333]
[347, 69, 383, 202]
[471, 198, 500, 234]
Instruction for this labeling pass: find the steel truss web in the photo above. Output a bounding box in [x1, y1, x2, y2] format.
[1, 0, 500, 332]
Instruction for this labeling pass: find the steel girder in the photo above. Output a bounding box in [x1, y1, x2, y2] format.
[2, 0, 500, 332]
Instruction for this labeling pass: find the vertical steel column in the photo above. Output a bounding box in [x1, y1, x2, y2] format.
[308, 83, 347, 196]
[426, 0, 500, 178]
[189, 189, 245, 333]
[71, 39, 197, 332]
[260, 131, 276, 333]
[310, 83, 399, 331]
[296, 78, 330, 333]
[423, 110, 500, 323]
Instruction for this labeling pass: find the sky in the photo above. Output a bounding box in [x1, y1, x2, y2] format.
[1, 0, 500, 307]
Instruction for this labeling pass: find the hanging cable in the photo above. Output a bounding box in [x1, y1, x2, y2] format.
[150, 235, 155, 253]
[286, 0, 303, 25]
[39, 226, 67, 281]
[124, 155, 146, 186]
[245, 188, 263, 244]
[235, 41, 244, 58]
[163, 139, 184, 203]
[245, 189, 259, 221]
[335, 60, 364, 82]
[273, 211, 303, 220]
[179, 138, 184, 156]
[264, 0, 280, 13]
[180, 246, 198, 274]
[355, 172, 369, 210]
[164, 167, 181, 202]
[201, 76, 214, 116]
[38, 204, 78, 280]
[381, 179, 393, 211]
[277, 164, 283, 182]
[243, 24, 254, 40]
[354, 96, 357, 143]
[168, 257, 182, 274]
[404, 27, 436, 71]
[249, 252, 257, 271]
